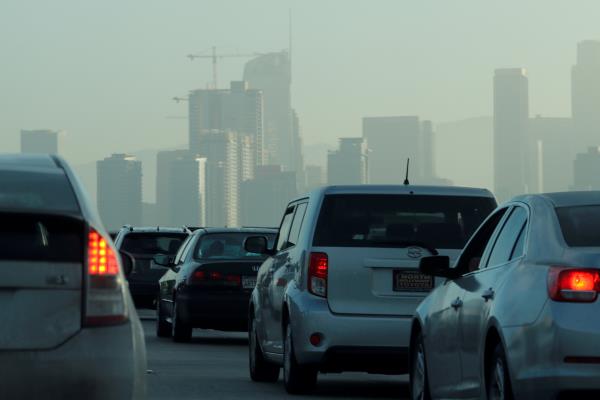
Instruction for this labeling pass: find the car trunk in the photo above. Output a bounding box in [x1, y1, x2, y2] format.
[191, 260, 263, 291]
[0, 213, 84, 350]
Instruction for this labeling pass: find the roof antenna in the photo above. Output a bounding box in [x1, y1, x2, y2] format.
[403, 158, 410, 185]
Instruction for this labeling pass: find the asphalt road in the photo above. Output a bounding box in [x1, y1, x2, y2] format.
[140, 312, 409, 400]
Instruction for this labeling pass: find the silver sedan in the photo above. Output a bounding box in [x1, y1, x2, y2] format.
[409, 191, 600, 399]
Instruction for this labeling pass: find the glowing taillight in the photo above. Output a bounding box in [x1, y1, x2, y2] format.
[548, 267, 600, 302]
[88, 230, 119, 276]
[308, 252, 328, 298]
[190, 269, 241, 287]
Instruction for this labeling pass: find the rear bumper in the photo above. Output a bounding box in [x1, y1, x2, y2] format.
[0, 317, 146, 400]
[177, 288, 251, 331]
[288, 289, 412, 373]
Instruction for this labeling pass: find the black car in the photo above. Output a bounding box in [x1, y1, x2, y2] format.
[114, 226, 190, 308]
[155, 227, 276, 342]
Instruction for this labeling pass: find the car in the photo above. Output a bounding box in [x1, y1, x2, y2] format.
[155, 227, 277, 342]
[0, 154, 146, 399]
[244, 185, 497, 393]
[114, 226, 190, 308]
[409, 191, 600, 400]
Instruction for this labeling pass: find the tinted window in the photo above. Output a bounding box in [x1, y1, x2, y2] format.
[194, 233, 276, 260]
[0, 171, 79, 213]
[121, 233, 187, 256]
[276, 207, 296, 251]
[174, 235, 194, 265]
[510, 224, 526, 260]
[486, 207, 527, 267]
[457, 208, 508, 273]
[313, 194, 496, 249]
[556, 206, 600, 247]
[287, 203, 308, 248]
[0, 213, 83, 262]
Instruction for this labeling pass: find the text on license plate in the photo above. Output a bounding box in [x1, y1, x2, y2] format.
[242, 276, 257, 289]
[393, 270, 433, 292]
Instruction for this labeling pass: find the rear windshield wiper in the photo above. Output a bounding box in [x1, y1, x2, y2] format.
[369, 240, 439, 256]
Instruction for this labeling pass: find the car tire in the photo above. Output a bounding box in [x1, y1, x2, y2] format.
[156, 297, 172, 338]
[409, 330, 432, 400]
[283, 320, 317, 394]
[486, 343, 514, 400]
[171, 299, 192, 343]
[249, 315, 280, 382]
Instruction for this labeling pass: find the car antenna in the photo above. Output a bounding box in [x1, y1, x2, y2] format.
[403, 158, 410, 185]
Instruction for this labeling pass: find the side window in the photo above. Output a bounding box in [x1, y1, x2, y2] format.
[276, 206, 296, 252]
[287, 203, 308, 248]
[510, 224, 527, 260]
[456, 208, 508, 274]
[174, 235, 193, 265]
[486, 207, 528, 267]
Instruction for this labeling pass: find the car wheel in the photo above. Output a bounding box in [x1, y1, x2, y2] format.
[156, 296, 172, 338]
[410, 330, 431, 400]
[171, 299, 192, 343]
[283, 320, 317, 394]
[486, 344, 514, 400]
[249, 315, 280, 382]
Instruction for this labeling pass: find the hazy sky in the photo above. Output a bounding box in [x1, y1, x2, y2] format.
[2, 0, 600, 166]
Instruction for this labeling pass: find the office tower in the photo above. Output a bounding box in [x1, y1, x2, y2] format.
[198, 131, 239, 227]
[20, 129, 59, 154]
[240, 165, 297, 226]
[573, 147, 600, 190]
[493, 68, 529, 201]
[291, 109, 306, 191]
[362, 116, 423, 184]
[327, 138, 369, 185]
[97, 154, 142, 231]
[188, 81, 263, 168]
[156, 149, 190, 225]
[420, 120, 435, 181]
[305, 165, 324, 191]
[168, 153, 207, 227]
[243, 52, 294, 170]
[572, 40, 600, 149]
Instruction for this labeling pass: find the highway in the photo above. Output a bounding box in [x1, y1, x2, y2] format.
[140, 314, 409, 400]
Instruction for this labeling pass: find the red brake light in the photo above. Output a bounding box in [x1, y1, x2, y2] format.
[88, 230, 119, 276]
[308, 252, 328, 298]
[548, 267, 600, 302]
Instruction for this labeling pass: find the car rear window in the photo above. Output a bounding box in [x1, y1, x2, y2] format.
[0, 213, 83, 262]
[121, 233, 188, 256]
[556, 205, 600, 247]
[313, 194, 496, 249]
[194, 232, 276, 260]
[0, 170, 79, 213]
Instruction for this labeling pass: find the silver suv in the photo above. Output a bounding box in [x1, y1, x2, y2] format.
[245, 185, 496, 394]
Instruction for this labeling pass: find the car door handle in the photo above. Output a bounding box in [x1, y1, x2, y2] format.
[482, 288, 495, 301]
[451, 297, 463, 310]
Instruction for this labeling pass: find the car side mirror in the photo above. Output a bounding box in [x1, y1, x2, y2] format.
[419, 255, 452, 278]
[244, 236, 271, 255]
[153, 254, 174, 269]
[119, 251, 135, 277]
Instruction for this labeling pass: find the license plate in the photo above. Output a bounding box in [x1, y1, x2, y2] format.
[393, 270, 433, 292]
[242, 276, 257, 289]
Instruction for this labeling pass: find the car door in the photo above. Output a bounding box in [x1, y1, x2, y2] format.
[160, 234, 195, 315]
[456, 205, 528, 396]
[426, 207, 510, 398]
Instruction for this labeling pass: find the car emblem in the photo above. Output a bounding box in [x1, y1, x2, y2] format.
[251, 265, 260, 272]
[407, 247, 423, 259]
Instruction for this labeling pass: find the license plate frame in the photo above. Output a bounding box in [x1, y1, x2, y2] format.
[392, 269, 433, 292]
[242, 276, 257, 289]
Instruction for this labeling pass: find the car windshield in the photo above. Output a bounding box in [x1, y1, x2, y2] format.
[556, 205, 600, 247]
[313, 194, 496, 249]
[121, 233, 188, 256]
[194, 232, 276, 260]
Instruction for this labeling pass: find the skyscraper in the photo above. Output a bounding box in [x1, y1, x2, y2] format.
[156, 149, 190, 225]
[97, 154, 142, 231]
[327, 137, 369, 185]
[168, 153, 207, 227]
[573, 146, 600, 190]
[493, 68, 529, 201]
[20, 129, 59, 154]
[572, 40, 600, 149]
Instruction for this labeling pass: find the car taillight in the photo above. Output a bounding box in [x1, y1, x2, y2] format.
[84, 228, 128, 326]
[308, 252, 328, 298]
[548, 267, 600, 303]
[190, 269, 241, 287]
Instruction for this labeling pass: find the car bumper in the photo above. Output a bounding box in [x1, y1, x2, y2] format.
[503, 299, 600, 399]
[0, 317, 146, 400]
[177, 288, 252, 331]
[288, 289, 411, 373]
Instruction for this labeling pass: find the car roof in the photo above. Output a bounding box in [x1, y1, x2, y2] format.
[537, 191, 600, 208]
[120, 226, 190, 234]
[0, 153, 60, 172]
[196, 227, 278, 235]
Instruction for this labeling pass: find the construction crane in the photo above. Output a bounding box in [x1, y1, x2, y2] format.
[172, 96, 188, 103]
[186, 46, 265, 89]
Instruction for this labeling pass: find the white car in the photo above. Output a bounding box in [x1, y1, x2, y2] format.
[0, 154, 146, 399]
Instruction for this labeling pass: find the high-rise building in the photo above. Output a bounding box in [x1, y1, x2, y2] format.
[243, 52, 294, 169]
[572, 40, 600, 149]
[573, 147, 600, 190]
[291, 109, 306, 191]
[493, 68, 529, 201]
[97, 154, 142, 231]
[327, 137, 368, 185]
[305, 165, 324, 191]
[240, 165, 297, 227]
[198, 131, 239, 227]
[156, 149, 190, 225]
[20, 130, 59, 154]
[168, 153, 207, 227]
